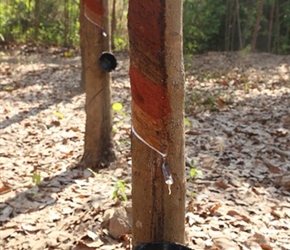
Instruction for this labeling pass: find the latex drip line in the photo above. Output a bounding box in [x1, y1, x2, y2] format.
[131, 126, 174, 195]
[131, 126, 166, 158]
[84, 13, 107, 37]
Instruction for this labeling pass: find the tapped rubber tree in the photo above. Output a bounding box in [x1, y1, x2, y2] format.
[128, 0, 186, 246]
[79, 0, 115, 169]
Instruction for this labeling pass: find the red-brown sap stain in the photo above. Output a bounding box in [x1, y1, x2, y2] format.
[130, 65, 170, 120]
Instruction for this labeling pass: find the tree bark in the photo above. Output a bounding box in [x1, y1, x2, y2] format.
[251, 0, 265, 52]
[236, 0, 243, 50]
[224, 0, 231, 51]
[128, 0, 185, 246]
[111, 0, 116, 50]
[79, 0, 85, 90]
[63, 0, 69, 47]
[34, 0, 40, 42]
[80, 0, 114, 170]
[231, 4, 237, 51]
[274, 0, 280, 53]
[267, 1, 275, 52]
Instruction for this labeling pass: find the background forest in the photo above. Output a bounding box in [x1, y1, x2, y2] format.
[0, 0, 290, 54]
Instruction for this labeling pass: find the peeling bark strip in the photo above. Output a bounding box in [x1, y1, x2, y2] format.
[129, 0, 185, 246]
[84, 0, 104, 27]
[129, 0, 170, 153]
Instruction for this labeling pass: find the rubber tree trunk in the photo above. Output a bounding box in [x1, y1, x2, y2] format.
[128, 0, 186, 246]
[80, 0, 114, 170]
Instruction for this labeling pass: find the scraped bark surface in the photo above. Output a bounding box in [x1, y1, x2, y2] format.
[128, 0, 186, 245]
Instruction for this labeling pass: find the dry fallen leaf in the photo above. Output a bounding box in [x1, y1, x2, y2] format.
[214, 181, 228, 190]
[208, 203, 221, 214]
[1, 51, 290, 250]
[21, 224, 40, 233]
[0, 185, 11, 194]
[227, 210, 240, 217]
[260, 243, 273, 250]
[227, 210, 251, 223]
[0, 228, 15, 240]
[216, 97, 226, 110]
[75, 241, 99, 250]
[270, 208, 282, 219]
[266, 164, 282, 174]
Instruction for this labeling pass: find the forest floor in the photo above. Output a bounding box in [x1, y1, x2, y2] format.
[0, 47, 290, 250]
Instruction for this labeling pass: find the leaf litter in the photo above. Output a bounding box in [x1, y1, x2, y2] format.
[0, 48, 290, 250]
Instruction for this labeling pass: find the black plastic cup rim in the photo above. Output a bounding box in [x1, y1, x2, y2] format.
[99, 51, 117, 72]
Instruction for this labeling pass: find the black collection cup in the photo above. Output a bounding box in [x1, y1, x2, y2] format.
[99, 52, 117, 72]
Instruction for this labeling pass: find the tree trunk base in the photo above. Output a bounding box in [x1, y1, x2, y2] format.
[78, 148, 116, 171]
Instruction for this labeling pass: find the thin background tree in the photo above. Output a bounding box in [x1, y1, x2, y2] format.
[251, 0, 265, 52]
